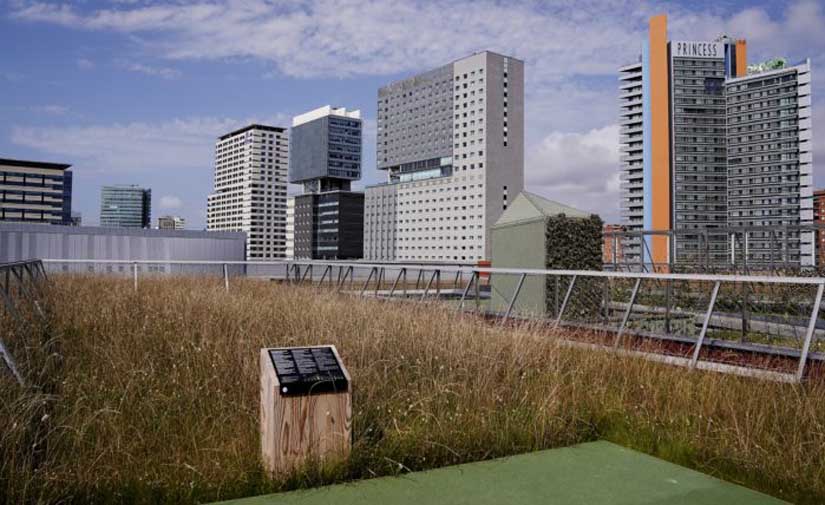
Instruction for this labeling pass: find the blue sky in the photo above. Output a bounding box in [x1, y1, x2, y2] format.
[1, 0, 824, 228]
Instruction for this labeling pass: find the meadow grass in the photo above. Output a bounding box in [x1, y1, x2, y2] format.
[2, 275, 825, 504]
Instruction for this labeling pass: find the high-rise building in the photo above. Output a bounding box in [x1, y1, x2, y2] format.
[207, 124, 289, 260]
[726, 59, 813, 265]
[285, 196, 295, 260]
[158, 215, 185, 230]
[0, 158, 73, 225]
[100, 185, 151, 228]
[289, 106, 364, 259]
[364, 50, 524, 262]
[619, 15, 813, 267]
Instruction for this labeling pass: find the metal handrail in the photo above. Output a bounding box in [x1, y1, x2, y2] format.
[38, 258, 825, 383]
[1, 259, 49, 386]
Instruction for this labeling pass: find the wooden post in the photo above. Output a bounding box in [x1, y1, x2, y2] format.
[260, 346, 352, 476]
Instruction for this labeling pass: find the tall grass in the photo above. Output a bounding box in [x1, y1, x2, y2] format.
[2, 275, 824, 504]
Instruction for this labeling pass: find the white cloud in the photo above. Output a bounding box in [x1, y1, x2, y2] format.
[9, 0, 652, 83]
[9, 0, 825, 227]
[159, 195, 183, 209]
[76, 57, 95, 69]
[1, 71, 24, 82]
[118, 61, 181, 79]
[10, 115, 288, 173]
[526, 125, 621, 222]
[30, 104, 69, 115]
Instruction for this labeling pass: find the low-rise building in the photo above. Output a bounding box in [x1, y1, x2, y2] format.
[158, 215, 185, 230]
[490, 192, 598, 316]
[0, 222, 246, 267]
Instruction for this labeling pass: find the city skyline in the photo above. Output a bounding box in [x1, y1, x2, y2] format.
[1, 1, 824, 229]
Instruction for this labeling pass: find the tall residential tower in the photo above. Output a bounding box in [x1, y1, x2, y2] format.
[207, 124, 289, 260]
[619, 15, 813, 267]
[364, 50, 524, 262]
[726, 59, 813, 264]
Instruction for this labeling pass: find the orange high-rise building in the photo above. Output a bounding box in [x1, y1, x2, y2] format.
[619, 15, 747, 269]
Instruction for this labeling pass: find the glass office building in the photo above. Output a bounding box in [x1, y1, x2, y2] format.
[100, 185, 151, 228]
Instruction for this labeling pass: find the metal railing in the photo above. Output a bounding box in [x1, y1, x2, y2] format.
[604, 224, 822, 274]
[40, 258, 825, 383]
[0, 260, 49, 386]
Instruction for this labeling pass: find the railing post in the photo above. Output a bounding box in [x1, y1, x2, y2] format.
[613, 277, 641, 348]
[420, 270, 436, 302]
[223, 263, 229, 292]
[691, 281, 721, 368]
[0, 338, 24, 387]
[375, 267, 384, 296]
[389, 268, 404, 298]
[133, 262, 138, 292]
[797, 282, 825, 382]
[360, 267, 376, 297]
[458, 271, 477, 313]
[474, 270, 481, 311]
[554, 276, 560, 317]
[502, 273, 526, 323]
[554, 275, 577, 330]
[602, 277, 610, 324]
[318, 265, 331, 288]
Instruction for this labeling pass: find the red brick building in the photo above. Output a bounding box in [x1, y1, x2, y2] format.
[814, 190, 825, 267]
[603, 224, 625, 265]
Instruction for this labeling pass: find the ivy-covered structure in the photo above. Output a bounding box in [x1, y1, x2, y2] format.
[490, 191, 602, 317]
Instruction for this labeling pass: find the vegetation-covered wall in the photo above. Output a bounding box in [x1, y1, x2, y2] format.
[544, 214, 603, 318]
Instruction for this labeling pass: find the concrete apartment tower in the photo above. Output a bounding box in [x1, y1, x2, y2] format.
[207, 124, 289, 260]
[619, 14, 813, 267]
[0, 158, 73, 225]
[726, 59, 814, 265]
[285, 196, 295, 260]
[364, 50, 524, 262]
[289, 106, 364, 259]
[100, 185, 151, 228]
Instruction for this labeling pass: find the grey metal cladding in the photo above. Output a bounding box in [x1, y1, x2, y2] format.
[0, 223, 246, 263]
[289, 117, 330, 183]
[290, 115, 362, 184]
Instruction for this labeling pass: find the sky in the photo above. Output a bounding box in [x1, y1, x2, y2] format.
[1, 0, 824, 229]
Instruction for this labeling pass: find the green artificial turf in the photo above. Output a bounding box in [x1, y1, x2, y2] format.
[215, 441, 787, 505]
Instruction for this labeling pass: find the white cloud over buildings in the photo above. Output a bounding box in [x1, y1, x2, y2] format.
[9, 0, 825, 224]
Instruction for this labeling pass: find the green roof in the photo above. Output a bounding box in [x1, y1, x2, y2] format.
[494, 191, 592, 228]
[213, 441, 788, 505]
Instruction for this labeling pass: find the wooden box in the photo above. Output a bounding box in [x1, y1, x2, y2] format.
[260, 345, 352, 475]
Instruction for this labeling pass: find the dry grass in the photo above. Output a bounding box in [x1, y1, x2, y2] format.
[2, 275, 825, 504]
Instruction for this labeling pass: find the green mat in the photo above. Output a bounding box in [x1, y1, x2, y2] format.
[215, 441, 787, 505]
